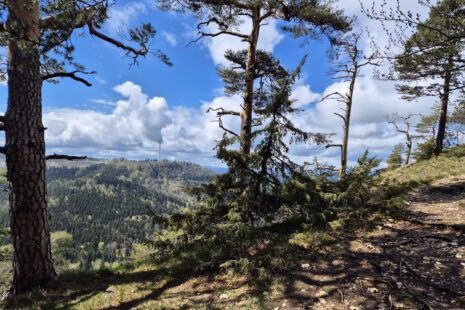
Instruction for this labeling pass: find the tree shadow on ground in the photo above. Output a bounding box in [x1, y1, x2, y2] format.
[273, 207, 465, 309]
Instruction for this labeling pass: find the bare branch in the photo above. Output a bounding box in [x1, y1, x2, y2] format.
[207, 107, 240, 136]
[187, 30, 249, 46]
[207, 107, 241, 116]
[42, 70, 95, 87]
[197, 17, 228, 29]
[334, 112, 346, 121]
[320, 91, 347, 102]
[326, 144, 342, 149]
[46, 154, 87, 161]
[214, 119, 239, 137]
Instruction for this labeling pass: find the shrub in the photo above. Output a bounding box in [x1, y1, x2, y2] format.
[413, 138, 435, 162]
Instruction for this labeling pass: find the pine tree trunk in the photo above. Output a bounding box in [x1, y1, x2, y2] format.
[405, 135, 412, 165]
[341, 64, 357, 175]
[240, 7, 260, 155]
[434, 54, 453, 156]
[6, 0, 56, 293]
[340, 107, 350, 175]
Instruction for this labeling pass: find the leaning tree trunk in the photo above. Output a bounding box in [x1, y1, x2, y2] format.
[340, 105, 350, 175]
[405, 134, 412, 165]
[240, 7, 260, 155]
[340, 63, 358, 175]
[6, 0, 56, 293]
[434, 55, 453, 156]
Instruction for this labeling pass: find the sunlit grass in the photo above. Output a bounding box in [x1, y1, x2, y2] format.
[382, 154, 465, 185]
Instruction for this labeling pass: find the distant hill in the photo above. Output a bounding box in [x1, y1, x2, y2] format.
[0, 159, 215, 267]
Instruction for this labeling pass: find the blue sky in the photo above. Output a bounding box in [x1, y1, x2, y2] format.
[0, 0, 439, 167]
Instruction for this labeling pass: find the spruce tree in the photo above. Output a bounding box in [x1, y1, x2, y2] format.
[152, 51, 327, 266]
[1, 1, 169, 294]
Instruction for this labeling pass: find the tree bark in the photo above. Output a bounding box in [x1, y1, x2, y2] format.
[240, 7, 260, 155]
[434, 54, 453, 156]
[340, 57, 359, 175]
[341, 74, 355, 175]
[6, 0, 56, 293]
[405, 134, 412, 165]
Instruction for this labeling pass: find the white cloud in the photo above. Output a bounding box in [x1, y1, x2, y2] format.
[161, 95, 242, 164]
[335, 0, 433, 53]
[88, 99, 116, 106]
[291, 85, 321, 108]
[43, 76, 437, 167]
[279, 0, 439, 167]
[205, 18, 284, 65]
[95, 77, 107, 85]
[162, 31, 177, 47]
[44, 82, 241, 166]
[45, 81, 171, 155]
[106, 2, 147, 34]
[289, 76, 436, 166]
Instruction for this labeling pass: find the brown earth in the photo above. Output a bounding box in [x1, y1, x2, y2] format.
[276, 177, 465, 310]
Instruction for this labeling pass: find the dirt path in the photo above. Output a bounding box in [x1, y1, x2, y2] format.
[279, 178, 465, 310]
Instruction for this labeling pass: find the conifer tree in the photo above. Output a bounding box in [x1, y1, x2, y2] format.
[415, 104, 441, 140]
[0, 0, 169, 294]
[160, 0, 351, 154]
[386, 143, 404, 169]
[152, 51, 327, 265]
[392, 0, 465, 155]
[450, 101, 465, 145]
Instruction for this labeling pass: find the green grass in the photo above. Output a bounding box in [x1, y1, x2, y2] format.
[382, 151, 465, 185]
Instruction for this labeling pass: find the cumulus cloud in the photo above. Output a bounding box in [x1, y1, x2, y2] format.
[291, 85, 321, 108]
[44, 82, 241, 165]
[275, 0, 438, 167]
[45, 2, 443, 167]
[45, 81, 171, 155]
[43, 73, 437, 167]
[289, 76, 436, 166]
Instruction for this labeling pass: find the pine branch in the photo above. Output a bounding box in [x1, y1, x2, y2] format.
[42, 70, 95, 87]
[87, 23, 149, 63]
[187, 30, 250, 46]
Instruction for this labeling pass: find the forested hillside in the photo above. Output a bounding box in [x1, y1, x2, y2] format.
[0, 160, 215, 269]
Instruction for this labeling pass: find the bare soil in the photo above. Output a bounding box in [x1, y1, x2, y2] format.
[277, 177, 465, 310]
